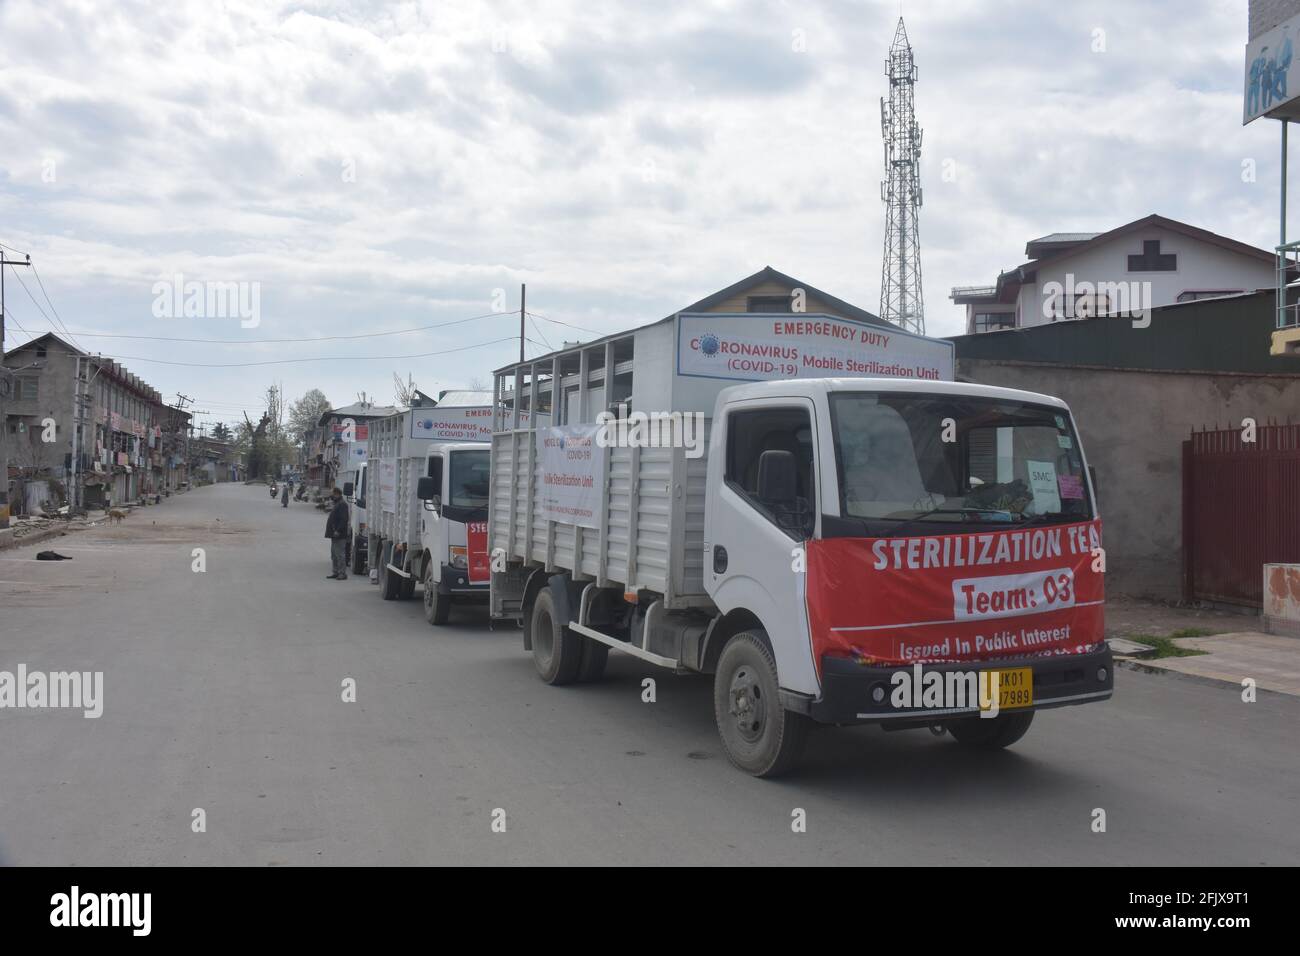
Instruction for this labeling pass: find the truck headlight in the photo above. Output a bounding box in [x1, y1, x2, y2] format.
[450, 546, 468, 569]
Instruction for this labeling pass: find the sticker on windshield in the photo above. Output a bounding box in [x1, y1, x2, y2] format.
[1054, 415, 1066, 430]
[1057, 434, 1073, 449]
[1058, 474, 1085, 499]
[1026, 460, 1062, 514]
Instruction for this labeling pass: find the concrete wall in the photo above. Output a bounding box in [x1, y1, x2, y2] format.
[1251, 0, 1300, 39]
[958, 358, 1300, 600]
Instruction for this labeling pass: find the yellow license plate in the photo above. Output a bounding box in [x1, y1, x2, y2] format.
[980, 667, 1033, 711]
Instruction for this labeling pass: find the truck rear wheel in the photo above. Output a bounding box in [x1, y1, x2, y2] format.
[380, 542, 400, 601]
[530, 588, 583, 685]
[351, 536, 365, 576]
[423, 564, 450, 625]
[399, 569, 416, 600]
[947, 711, 1034, 749]
[714, 632, 810, 778]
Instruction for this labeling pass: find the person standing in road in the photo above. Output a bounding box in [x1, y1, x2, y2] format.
[281, 483, 290, 508]
[325, 486, 350, 580]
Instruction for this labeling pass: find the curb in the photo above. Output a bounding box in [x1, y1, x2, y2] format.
[1115, 657, 1289, 698]
[0, 525, 71, 553]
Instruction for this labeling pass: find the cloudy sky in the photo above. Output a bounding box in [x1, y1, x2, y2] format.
[0, 0, 1278, 431]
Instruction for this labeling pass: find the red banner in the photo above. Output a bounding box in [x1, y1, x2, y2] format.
[467, 521, 490, 585]
[805, 520, 1104, 669]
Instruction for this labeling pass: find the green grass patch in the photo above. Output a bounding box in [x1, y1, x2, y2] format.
[1127, 630, 1212, 659]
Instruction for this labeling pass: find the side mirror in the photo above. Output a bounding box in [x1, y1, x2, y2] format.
[417, 476, 438, 501]
[343, 481, 355, 497]
[756, 449, 798, 506]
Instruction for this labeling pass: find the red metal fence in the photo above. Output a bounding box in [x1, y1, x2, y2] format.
[1183, 422, 1300, 606]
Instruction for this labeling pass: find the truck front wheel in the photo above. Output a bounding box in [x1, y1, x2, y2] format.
[947, 711, 1034, 749]
[423, 564, 450, 625]
[530, 588, 583, 685]
[713, 632, 810, 778]
[380, 542, 400, 601]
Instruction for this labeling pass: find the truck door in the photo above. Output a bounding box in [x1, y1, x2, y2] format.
[423, 454, 444, 582]
[705, 400, 821, 697]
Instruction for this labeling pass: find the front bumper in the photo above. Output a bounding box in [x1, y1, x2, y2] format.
[810, 644, 1114, 725]
[438, 563, 489, 599]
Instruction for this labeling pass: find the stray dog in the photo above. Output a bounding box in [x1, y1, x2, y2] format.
[108, 509, 127, 524]
[36, 551, 73, 561]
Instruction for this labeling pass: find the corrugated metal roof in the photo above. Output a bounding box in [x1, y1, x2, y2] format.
[1028, 232, 1102, 243]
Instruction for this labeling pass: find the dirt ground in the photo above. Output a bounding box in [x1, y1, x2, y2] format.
[1104, 593, 1259, 639]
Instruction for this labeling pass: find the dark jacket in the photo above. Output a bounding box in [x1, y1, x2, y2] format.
[325, 498, 349, 539]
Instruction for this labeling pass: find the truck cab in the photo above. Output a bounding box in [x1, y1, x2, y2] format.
[702, 378, 1110, 772]
[414, 442, 492, 624]
[346, 460, 368, 575]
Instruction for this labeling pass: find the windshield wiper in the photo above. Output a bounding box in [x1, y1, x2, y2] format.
[880, 507, 1012, 538]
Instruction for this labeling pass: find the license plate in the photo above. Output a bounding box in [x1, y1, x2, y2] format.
[980, 667, 1033, 711]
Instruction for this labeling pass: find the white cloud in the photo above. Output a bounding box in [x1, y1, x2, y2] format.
[0, 0, 1281, 423]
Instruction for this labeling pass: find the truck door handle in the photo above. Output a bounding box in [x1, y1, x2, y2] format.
[713, 546, 728, 574]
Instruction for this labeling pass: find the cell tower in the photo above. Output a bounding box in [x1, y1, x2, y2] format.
[879, 17, 925, 334]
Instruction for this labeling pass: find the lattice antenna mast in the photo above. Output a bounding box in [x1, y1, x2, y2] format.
[879, 17, 925, 334]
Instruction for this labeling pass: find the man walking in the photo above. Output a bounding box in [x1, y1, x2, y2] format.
[325, 486, 350, 580]
[281, 483, 290, 508]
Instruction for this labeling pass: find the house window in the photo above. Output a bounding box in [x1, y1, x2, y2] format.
[1176, 289, 1242, 303]
[972, 312, 1015, 333]
[36, 346, 47, 358]
[1052, 293, 1111, 320]
[1127, 239, 1176, 272]
[18, 378, 38, 401]
[747, 295, 796, 313]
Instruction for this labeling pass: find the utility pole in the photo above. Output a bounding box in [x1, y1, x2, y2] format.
[0, 250, 33, 528]
[879, 17, 926, 335]
[519, 283, 527, 363]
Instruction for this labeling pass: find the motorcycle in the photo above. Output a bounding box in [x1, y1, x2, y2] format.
[269, 483, 278, 498]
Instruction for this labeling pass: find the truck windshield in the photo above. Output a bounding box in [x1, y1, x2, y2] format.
[449, 450, 490, 508]
[828, 392, 1093, 532]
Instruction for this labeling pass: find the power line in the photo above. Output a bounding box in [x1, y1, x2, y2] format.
[526, 310, 603, 335]
[528, 315, 553, 351]
[28, 261, 84, 351]
[105, 335, 519, 368]
[47, 310, 510, 345]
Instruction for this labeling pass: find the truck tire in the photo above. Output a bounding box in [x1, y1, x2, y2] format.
[576, 635, 609, 682]
[530, 588, 583, 685]
[399, 569, 416, 601]
[351, 535, 365, 576]
[713, 632, 810, 778]
[380, 542, 400, 601]
[423, 564, 450, 625]
[947, 711, 1034, 749]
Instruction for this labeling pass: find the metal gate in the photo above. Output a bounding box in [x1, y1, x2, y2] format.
[1183, 422, 1300, 606]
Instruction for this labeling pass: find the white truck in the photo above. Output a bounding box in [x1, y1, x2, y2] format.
[367, 398, 495, 622]
[490, 311, 1112, 776]
[343, 459, 368, 576]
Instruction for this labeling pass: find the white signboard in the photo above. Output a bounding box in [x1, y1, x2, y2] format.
[676, 312, 953, 384]
[1245, 13, 1300, 124]
[536, 424, 607, 529]
[1026, 460, 1061, 515]
[378, 458, 397, 514]
[408, 406, 495, 442]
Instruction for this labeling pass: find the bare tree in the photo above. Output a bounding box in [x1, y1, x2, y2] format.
[393, 372, 418, 408]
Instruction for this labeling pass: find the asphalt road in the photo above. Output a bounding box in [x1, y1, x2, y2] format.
[1, 482, 1296, 865]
